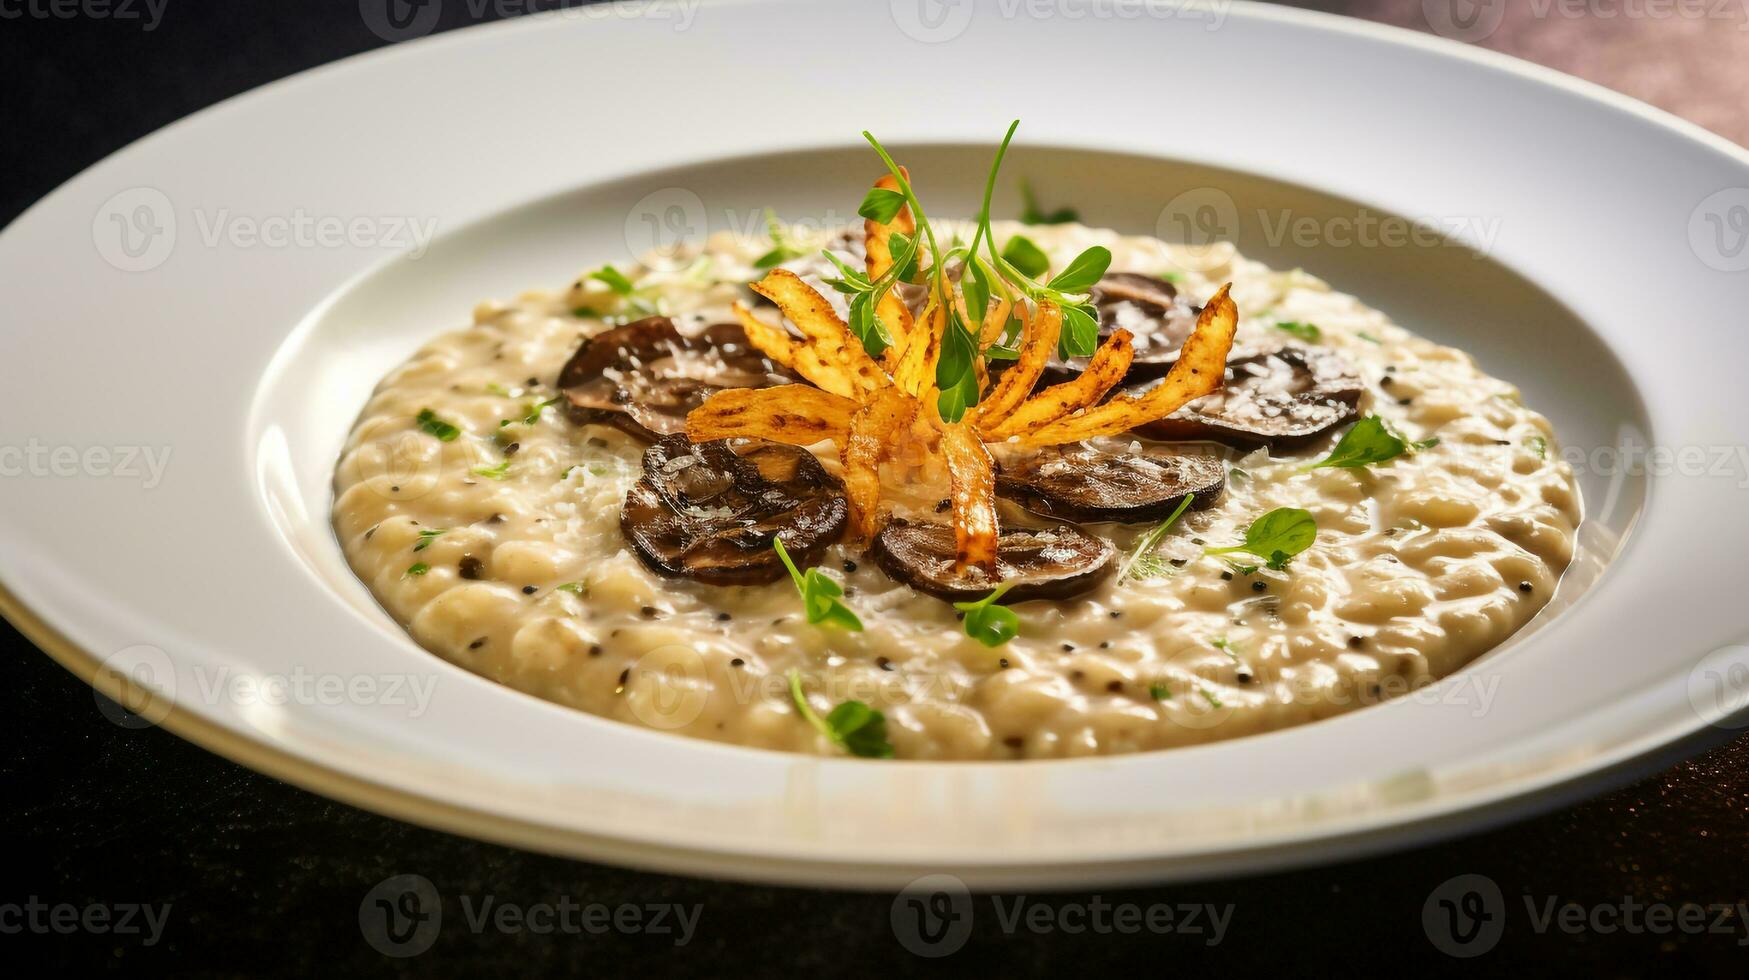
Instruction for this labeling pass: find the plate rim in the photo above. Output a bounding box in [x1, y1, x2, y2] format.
[5, 0, 1749, 887]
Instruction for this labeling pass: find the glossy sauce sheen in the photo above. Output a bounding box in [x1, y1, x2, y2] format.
[333, 222, 1580, 760]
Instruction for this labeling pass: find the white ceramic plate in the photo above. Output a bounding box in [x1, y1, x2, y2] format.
[5, 0, 1749, 888]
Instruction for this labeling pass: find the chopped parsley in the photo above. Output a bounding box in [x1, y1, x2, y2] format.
[413, 528, 446, 552]
[787, 669, 893, 758]
[415, 409, 460, 442]
[470, 460, 511, 480]
[404, 562, 430, 577]
[515, 397, 561, 426]
[1148, 683, 1172, 701]
[589, 264, 636, 296]
[555, 582, 587, 595]
[1527, 434, 1548, 460]
[1273, 321, 1322, 343]
[1357, 330, 1383, 345]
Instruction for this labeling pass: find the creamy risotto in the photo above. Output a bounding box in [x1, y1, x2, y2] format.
[333, 219, 1579, 761]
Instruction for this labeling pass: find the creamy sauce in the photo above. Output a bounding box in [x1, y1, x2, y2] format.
[333, 222, 1579, 760]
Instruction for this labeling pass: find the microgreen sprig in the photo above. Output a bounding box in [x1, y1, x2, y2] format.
[962, 124, 1109, 360]
[952, 582, 1019, 647]
[773, 537, 862, 631]
[1117, 493, 1196, 584]
[1305, 415, 1437, 471]
[1203, 507, 1318, 571]
[786, 669, 893, 758]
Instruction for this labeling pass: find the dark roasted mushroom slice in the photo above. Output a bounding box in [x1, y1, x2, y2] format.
[870, 519, 1114, 602]
[1135, 345, 1364, 449]
[995, 445, 1226, 524]
[621, 434, 848, 586]
[559, 316, 792, 442]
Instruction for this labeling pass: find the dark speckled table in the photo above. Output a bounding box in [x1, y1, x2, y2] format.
[4, 2, 1746, 975]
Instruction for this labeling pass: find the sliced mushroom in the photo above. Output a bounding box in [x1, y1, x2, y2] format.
[995, 445, 1226, 524]
[1039, 272, 1275, 386]
[1134, 345, 1364, 448]
[559, 316, 793, 442]
[621, 434, 848, 586]
[870, 519, 1114, 602]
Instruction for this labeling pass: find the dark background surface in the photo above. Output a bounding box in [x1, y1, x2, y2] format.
[4, 1, 1747, 975]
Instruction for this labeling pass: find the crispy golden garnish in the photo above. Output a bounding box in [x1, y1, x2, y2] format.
[841, 387, 918, 539]
[731, 302, 857, 399]
[689, 151, 1240, 578]
[981, 328, 1135, 440]
[891, 292, 946, 399]
[1018, 284, 1238, 446]
[977, 294, 1014, 348]
[938, 422, 999, 572]
[749, 270, 889, 396]
[863, 170, 917, 366]
[685, 384, 855, 446]
[973, 301, 1061, 432]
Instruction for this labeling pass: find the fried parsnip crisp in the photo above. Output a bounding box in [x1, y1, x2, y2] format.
[685, 384, 855, 446]
[749, 269, 890, 396]
[938, 422, 999, 572]
[1019, 284, 1238, 446]
[981, 328, 1134, 441]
